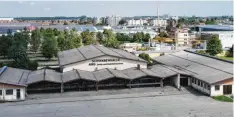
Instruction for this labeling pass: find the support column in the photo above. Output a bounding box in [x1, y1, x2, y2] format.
[129, 80, 132, 89]
[177, 74, 181, 90]
[160, 79, 163, 87]
[61, 83, 64, 93]
[188, 77, 191, 86]
[95, 83, 99, 91]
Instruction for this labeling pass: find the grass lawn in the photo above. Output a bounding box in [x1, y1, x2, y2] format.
[218, 56, 233, 61]
[212, 95, 233, 102]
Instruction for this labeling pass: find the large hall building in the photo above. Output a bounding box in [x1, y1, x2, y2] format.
[0, 45, 233, 101]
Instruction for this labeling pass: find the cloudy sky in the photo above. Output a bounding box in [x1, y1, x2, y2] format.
[0, 1, 233, 17]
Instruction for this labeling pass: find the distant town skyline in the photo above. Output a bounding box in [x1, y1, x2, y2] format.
[0, 1, 233, 17]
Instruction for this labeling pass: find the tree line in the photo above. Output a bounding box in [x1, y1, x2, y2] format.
[0, 27, 152, 70]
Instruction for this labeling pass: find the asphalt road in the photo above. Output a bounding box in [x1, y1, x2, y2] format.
[0, 93, 232, 117]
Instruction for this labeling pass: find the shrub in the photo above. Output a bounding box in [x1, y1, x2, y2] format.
[196, 50, 206, 54]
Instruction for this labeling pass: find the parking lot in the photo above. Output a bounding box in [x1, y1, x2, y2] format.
[0, 87, 233, 117]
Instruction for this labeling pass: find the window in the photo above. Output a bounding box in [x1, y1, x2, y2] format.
[0, 90, 2, 95]
[215, 85, 220, 91]
[201, 82, 203, 87]
[207, 85, 210, 90]
[192, 78, 194, 83]
[198, 80, 200, 86]
[6, 89, 13, 95]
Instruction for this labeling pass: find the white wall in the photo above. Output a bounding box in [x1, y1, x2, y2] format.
[62, 55, 147, 72]
[0, 88, 25, 101]
[210, 85, 223, 96]
[210, 84, 234, 96]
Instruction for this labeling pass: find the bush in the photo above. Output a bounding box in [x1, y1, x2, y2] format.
[196, 50, 206, 54]
[28, 60, 38, 70]
[139, 53, 152, 63]
[212, 95, 233, 102]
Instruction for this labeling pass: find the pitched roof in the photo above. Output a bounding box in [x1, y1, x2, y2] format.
[58, 45, 146, 66]
[153, 51, 233, 84]
[93, 69, 115, 81]
[122, 68, 147, 79]
[62, 70, 79, 83]
[27, 69, 44, 85]
[0, 67, 31, 86]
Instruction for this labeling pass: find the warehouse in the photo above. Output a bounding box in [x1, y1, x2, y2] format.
[1, 45, 232, 101]
[153, 50, 233, 96]
[58, 45, 148, 72]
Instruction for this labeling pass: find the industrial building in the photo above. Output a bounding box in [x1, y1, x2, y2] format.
[0, 45, 233, 101]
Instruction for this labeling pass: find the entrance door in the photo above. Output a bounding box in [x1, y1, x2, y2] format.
[223, 85, 232, 95]
[180, 78, 188, 87]
[16, 89, 21, 99]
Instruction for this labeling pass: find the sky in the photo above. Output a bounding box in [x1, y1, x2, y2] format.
[0, 1, 233, 17]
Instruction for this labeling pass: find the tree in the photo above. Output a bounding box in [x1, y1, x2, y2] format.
[8, 43, 29, 69]
[41, 35, 58, 59]
[158, 32, 168, 38]
[0, 35, 13, 57]
[102, 30, 120, 48]
[96, 32, 103, 42]
[138, 53, 152, 63]
[206, 35, 222, 56]
[64, 21, 69, 25]
[143, 33, 151, 42]
[227, 45, 233, 57]
[13, 32, 30, 49]
[133, 32, 143, 42]
[118, 19, 127, 25]
[30, 29, 41, 53]
[81, 30, 95, 45]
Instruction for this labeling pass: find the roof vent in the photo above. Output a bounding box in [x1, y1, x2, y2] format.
[0, 66, 7, 75]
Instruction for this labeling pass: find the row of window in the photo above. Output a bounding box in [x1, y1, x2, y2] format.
[191, 78, 210, 90]
[0, 89, 14, 96]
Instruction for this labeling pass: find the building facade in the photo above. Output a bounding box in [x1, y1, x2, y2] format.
[149, 19, 167, 26]
[127, 19, 147, 26]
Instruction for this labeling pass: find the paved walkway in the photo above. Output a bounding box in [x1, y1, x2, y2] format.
[0, 89, 232, 117]
[6, 86, 203, 106]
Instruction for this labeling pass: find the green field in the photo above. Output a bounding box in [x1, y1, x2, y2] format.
[213, 95, 233, 102]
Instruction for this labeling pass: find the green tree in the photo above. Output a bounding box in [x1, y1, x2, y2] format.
[227, 45, 233, 57]
[138, 53, 152, 63]
[41, 35, 58, 59]
[102, 30, 120, 48]
[158, 32, 168, 38]
[30, 29, 41, 53]
[96, 32, 103, 42]
[8, 43, 29, 69]
[0, 35, 13, 57]
[133, 32, 143, 42]
[13, 32, 30, 49]
[81, 30, 95, 45]
[206, 35, 222, 56]
[143, 33, 151, 42]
